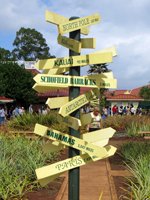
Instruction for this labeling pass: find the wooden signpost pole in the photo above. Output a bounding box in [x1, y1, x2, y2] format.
[69, 16, 80, 200]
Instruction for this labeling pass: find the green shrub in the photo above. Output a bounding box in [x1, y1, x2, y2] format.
[120, 142, 150, 200]
[7, 111, 68, 132]
[0, 135, 60, 199]
[102, 115, 150, 136]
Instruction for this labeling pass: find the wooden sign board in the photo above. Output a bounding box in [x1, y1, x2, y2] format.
[87, 71, 114, 79]
[36, 145, 116, 184]
[57, 34, 81, 53]
[43, 68, 68, 75]
[46, 97, 69, 109]
[58, 13, 100, 35]
[96, 46, 117, 57]
[81, 127, 116, 143]
[45, 10, 89, 35]
[35, 52, 113, 70]
[33, 73, 117, 89]
[59, 90, 96, 117]
[44, 127, 116, 153]
[81, 38, 96, 49]
[34, 74, 98, 88]
[43, 141, 65, 154]
[34, 123, 108, 157]
[32, 83, 68, 93]
[63, 116, 81, 130]
[96, 78, 117, 89]
[80, 112, 93, 126]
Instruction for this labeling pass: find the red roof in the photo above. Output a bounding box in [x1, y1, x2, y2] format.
[106, 85, 150, 101]
[26, 68, 40, 75]
[0, 96, 14, 103]
[107, 94, 143, 101]
[38, 87, 92, 98]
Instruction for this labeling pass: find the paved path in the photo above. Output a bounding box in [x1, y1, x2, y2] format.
[59, 159, 113, 200]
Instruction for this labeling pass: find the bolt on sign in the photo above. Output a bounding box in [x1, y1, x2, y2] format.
[58, 13, 100, 35]
[35, 52, 113, 70]
[45, 10, 89, 35]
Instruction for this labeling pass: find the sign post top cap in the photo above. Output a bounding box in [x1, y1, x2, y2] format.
[69, 16, 80, 20]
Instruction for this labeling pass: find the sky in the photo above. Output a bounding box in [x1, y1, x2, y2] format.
[0, 0, 150, 90]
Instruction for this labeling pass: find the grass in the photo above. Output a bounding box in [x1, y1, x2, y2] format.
[0, 135, 61, 200]
[120, 142, 150, 200]
[101, 115, 150, 136]
[7, 111, 69, 133]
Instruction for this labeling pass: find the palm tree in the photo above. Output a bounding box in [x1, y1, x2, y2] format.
[88, 63, 111, 112]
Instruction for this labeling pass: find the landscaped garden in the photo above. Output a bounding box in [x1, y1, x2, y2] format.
[0, 112, 150, 199]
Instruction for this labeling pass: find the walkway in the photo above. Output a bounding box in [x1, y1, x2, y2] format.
[57, 159, 113, 200]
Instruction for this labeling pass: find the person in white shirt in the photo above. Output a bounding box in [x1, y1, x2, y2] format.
[87, 107, 101, 132]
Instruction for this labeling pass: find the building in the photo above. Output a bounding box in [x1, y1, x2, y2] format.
[105, 85, 150, 111]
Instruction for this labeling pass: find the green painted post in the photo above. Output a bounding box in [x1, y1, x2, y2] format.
[68, 17, 80, 200]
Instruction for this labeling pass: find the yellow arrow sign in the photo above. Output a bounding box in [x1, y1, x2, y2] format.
[81, 38, 96, 49]
[34, 74, 97, 88]
[57, 34, 81, 53]
[43, 127, 116, 154]
[45, 10, 89, 35]
[32, 83, 68, 93]
[59, 90, 96, 117]
[46, 97, 69, 109]
[58, 13, 100, 35]
[96, 78, 117, 89]
[33, 74, 117, 89]
[34, 123, 108, 157]
[96, 46, 117, 57]
[35, 52, 112, 70]
[36, 145, 116, 186]
[63, 116, 81, 130]
[43, 68, 68, 75]
[43, 141, 65, 154]
[82, 127, 116, 143]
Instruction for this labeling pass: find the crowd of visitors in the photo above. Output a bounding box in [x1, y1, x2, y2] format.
[0, 104, 50, 125]
[111, 104, 142, 116]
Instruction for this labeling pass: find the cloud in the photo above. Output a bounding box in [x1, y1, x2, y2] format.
[0, 0, 150, 89]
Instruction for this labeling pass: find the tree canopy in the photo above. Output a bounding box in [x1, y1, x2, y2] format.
[0, 62, 38, 105]
[140, 86, 150, 100]
[12, 27, 50, 61]
[88, 63, 110, 74]
[0, 47, 13, 61]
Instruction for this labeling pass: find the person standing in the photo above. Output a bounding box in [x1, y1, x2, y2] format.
[29, 104, 33, 114]
[0, 106, 6, 125]
[87, 107, 101, 132]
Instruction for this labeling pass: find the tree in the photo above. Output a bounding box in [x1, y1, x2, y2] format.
[12, 27, 50, 61]
[140, 86, 150, 100]
[88, 63, 110, 74]
[0, 62, 38, 106]
[88, 63, 111, 112]
[0, 47, 13, 61]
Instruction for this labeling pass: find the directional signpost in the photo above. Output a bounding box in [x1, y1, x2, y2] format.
[32, 10, 118, 200]
[35, 51, 113, 70]
[58, 13, 100, 35]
